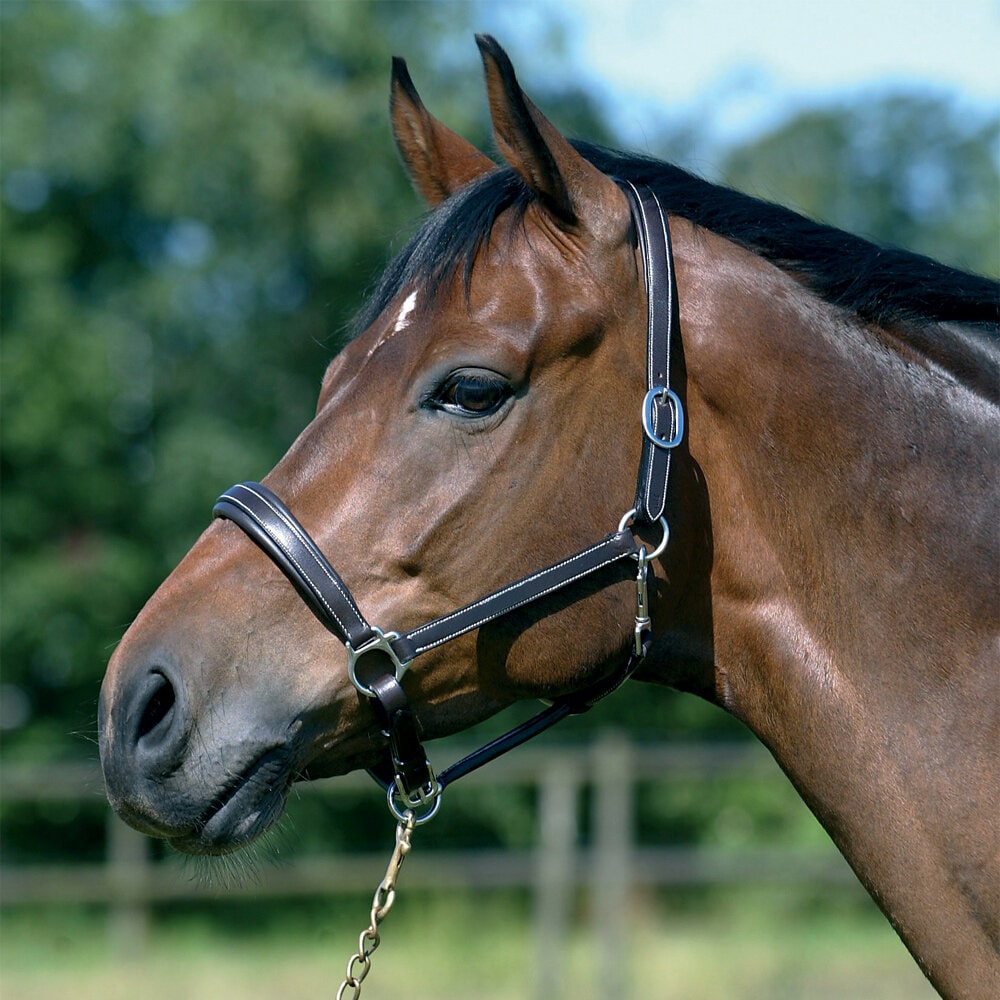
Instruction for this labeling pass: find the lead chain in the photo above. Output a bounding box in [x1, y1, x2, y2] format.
[335, 811, 417, 1000]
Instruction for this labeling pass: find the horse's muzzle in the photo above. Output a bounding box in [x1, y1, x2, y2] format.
[98, 653, 295, 854]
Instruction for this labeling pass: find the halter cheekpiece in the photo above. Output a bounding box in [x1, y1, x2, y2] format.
[212, 182, 684, 822]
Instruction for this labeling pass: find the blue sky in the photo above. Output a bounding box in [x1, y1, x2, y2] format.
[478, 0, 999, 145]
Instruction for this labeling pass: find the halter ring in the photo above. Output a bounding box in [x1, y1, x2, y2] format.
[387, 778, 442, 825]
[618, 508, 670, 562]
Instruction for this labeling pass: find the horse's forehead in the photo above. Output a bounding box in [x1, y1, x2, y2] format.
[361, 289, 425, 364]
[393, 290, 420, 333]
[359, 251, 545, 356]
[328, 208, 629, 397]
[320, 287, 432, 391]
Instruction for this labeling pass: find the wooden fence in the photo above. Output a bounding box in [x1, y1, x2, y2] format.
[1, 735, 857, 998]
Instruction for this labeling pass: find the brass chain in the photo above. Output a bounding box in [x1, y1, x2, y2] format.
[335, 810, 417, 1000]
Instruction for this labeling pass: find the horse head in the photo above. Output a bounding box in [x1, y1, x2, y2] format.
[98, 37, 703, 855]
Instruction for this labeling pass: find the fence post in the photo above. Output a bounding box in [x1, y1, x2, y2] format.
[592, 731, 633, 998]
[107, 810, 151, 959]
[534, 754, 580, 1000]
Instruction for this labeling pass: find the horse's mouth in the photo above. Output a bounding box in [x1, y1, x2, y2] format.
[168, 749, 294, 856]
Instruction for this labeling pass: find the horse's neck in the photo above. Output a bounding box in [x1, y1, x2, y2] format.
[665, 224, 1000, 996]
[673, 225, 997, 690]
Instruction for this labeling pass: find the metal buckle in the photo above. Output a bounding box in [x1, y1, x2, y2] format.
[642, 387, 684, 449]
[346, 627, 412, 698]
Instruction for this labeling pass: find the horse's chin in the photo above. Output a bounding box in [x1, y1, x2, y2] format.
[174, 744, 386, 854]
[163, 748, 295, 856]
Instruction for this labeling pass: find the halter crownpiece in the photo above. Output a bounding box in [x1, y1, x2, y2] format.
[622, 180, 683, 523]
[212, 183, 683, 821]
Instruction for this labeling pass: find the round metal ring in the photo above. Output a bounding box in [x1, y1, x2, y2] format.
[387, 782, 442, 826]
[617, 508, 670, 561]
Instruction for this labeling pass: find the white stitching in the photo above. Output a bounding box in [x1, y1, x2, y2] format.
[411, 548, 629, 655]
[407, 537, 631, 655]
[239, 485, 363, 614]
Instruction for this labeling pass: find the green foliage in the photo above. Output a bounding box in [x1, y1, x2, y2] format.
[1, 1, 995, 785]
[718, 94, 999, 276]
[1, 1, 618, 755]
[2, 0, 481, 755]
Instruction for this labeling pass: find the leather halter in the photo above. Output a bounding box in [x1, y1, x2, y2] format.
[212, 182, 683, 821]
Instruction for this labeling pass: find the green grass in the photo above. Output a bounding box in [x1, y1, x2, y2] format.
[0, 890, 936, 1000]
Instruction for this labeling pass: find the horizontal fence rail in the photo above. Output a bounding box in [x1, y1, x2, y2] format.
[1, 736, 858, 998]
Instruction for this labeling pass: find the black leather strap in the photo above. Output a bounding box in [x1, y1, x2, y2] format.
[434, 643, 644, 791]
[213, 482, 374, 648]
[622, 181, 682, 524]
[214, 483, 640, 668]
[402, 529, 638, 656]
[367, 673, 434, 796]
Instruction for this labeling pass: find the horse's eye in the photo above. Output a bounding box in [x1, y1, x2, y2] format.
[433, 371, 510, 417]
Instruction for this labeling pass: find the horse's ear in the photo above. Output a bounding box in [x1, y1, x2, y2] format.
[390, 56, 497, 207]
[475, 35, 629, 240]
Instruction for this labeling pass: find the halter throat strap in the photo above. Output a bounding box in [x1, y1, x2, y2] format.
[212, 183, 683, 816]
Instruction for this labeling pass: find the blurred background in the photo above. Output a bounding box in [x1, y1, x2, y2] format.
[1, 1, 996, 998]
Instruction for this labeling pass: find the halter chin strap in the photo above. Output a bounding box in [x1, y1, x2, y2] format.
[212, 183, 683, 821]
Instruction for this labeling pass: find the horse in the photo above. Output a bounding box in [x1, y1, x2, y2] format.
[98, 35, 999, 998]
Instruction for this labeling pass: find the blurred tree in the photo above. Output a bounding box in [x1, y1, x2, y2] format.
[717, 93, 999, 277]
[1, 0, 485, 757]
[1, 0, 996, 775]
[0, 0, 613, 761]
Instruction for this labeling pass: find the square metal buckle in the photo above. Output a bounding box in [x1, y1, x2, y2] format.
[346, 627, 411, 697]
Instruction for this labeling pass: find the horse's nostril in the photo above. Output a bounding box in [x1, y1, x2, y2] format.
[137, 672, 176, 741]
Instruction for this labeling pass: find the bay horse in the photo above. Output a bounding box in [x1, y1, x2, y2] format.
[98, 36, 999, 998]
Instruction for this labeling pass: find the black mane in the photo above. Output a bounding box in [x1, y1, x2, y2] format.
[353, 142, 1000, 337]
